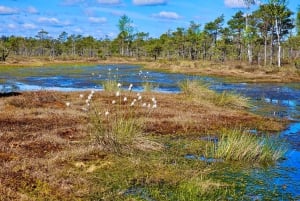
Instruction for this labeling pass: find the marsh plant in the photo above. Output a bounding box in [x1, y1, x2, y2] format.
[102, 79, 119, 92]
[179, 79, 250, 109]
[101, 67, 121, 92]
[207, 129, 287, 164]
[89, 83, 158, 153]
[142, 81, 155, 92]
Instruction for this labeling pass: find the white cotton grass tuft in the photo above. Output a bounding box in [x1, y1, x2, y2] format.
[79, 94, 84, 98]
[105, 111, 109, 116]
[130, 99, 137, 107]
[65, 102, 71, 107]
[116, 91, 120, 97]
[142, 103, 147, 107]
[112, 100, 116, 104]
[117, 83, 122, 88]
[128, 84, 133, 91]
[124, 97, 127, 102]
[87, 93, 93, 101]
[151, 97, 157, 105]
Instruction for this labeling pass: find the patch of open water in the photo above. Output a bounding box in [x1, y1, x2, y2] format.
[1, 64, 300, 198]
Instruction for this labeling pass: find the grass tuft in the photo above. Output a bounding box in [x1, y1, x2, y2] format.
[213, 129, 287, 163]
[142, 82, 154, 92]
[102, 79, 119, 92]
[179, 79, 250, 109]
[89, 88, 157, 153]
[90, 111, 143, 153]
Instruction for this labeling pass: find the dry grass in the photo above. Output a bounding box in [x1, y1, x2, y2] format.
[142, 59, 300, 83]
[1, 57, 300, 83]
[0, 90, 284, 199]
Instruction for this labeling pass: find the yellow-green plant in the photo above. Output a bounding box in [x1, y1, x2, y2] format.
[102, 79, 118, 92]
[179, 79, 250, 108]
[142, 82, 155, 92]
[89, 85, 157, 153]
[213, 129, 287, 163]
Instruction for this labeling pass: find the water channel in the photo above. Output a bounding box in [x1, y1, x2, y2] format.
[1, 65, 299, 199]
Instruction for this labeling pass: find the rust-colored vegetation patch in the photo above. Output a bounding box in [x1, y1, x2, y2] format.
[0, 90, 284, 199]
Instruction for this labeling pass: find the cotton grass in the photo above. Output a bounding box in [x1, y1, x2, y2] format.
[89, 83, 158, 153]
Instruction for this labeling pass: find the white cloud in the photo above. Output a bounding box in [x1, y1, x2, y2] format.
[97, 0, 122, 5]
[152, 11, 180, 20]
[88, 17, 107, 23]
[38, 17, 60, 24]
[133, 0, 167, 6]
[74, 28, 83, 33]
[8, 24, 17, 29]
[27, 6, 39, 14]
[0, 6, 18, 15]
[23, 23, 37, 29]
[37, 17, 71, 27]
[224, 0, 258, 8]
[62, 0, 85, 6]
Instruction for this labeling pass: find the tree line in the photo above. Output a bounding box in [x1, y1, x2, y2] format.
[1, 0, 300, 67]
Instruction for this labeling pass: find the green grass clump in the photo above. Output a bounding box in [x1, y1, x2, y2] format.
[102, 79, 119, 92]
[179, 79, 250, 109]
[214, 129, 287, 163]
[90, 105, 144, 153]
[213, 91, 250, 108]
[142, 82, 154, 92]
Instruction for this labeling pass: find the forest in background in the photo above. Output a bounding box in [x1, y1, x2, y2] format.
[1, 0, 300, 68]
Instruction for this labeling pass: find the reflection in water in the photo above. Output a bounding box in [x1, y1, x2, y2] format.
[1, 65, 300, 198]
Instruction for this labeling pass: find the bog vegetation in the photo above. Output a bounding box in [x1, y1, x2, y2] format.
[1, 1, 300, 68]
[0, 73, 288, 200]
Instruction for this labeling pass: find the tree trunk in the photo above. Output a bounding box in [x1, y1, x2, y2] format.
[269, 28, 274, 65]
[275, 18, 281, 67]
[264, 36, 267, 66]
[245, 15, 252, 64]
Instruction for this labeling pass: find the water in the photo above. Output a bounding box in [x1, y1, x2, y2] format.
[1, 64, 300, 198]
[0, 65, 208, 92]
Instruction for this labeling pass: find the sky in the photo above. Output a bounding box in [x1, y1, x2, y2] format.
[0, 0, 299, 39]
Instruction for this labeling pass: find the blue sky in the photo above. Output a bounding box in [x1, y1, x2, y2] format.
[0, 0, 298, 39]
